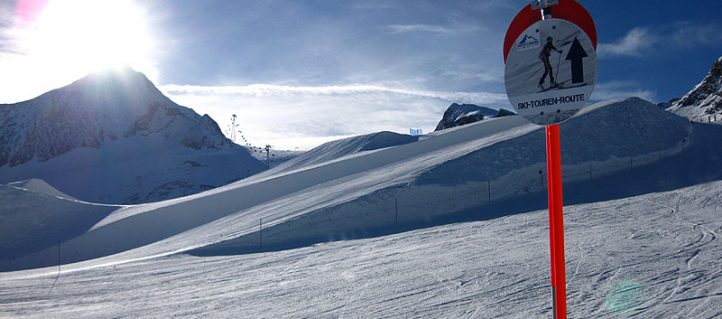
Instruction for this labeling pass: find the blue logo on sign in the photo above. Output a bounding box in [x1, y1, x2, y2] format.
[517, 34, 540, 51]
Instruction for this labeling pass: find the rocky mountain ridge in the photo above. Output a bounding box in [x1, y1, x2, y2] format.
[435, 103, 515, 131]
[667, 56, 722, 122]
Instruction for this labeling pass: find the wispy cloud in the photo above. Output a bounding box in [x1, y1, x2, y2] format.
[162, 84, 507, 105]
[0, 3, 22, 53]
[599, 23, 722, 58]
[161, 84, 509, 150]
[598, 27, 653, 57]
[387, 24, 454, 34]
[591, 81, 656, 102]
[436, 67, 503, 84]
[669, 22, 722, 48]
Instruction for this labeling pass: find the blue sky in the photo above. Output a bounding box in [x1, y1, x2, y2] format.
[149, 0, 722, 100]
[1, 0, 721, 149]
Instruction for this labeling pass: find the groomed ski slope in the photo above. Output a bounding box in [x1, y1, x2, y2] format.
[0, 181, 720, 318]
[0, 98, 697, 272]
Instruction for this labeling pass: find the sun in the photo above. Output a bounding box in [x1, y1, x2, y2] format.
[24, 0, 157, 81]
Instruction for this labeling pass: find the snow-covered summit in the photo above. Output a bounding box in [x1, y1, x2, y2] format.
[435, 103, 515, 131]
[0, 68, 228, 166]
[667, 56, 722, 122]
[0, 68, 265, 203]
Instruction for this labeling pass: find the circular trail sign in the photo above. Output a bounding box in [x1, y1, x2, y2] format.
[505, 18, 597, 126]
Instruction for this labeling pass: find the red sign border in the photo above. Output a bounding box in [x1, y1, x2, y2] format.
[503, 0, 597, 63]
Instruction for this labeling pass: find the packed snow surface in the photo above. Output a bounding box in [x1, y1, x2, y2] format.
[0, 182, 720, 318]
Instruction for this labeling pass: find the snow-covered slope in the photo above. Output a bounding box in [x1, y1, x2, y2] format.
[668, 56, 722, 122]
[0, 180, 720, 318]
[0, 68, 265, 203]
[7, 178, 75, 199]
[0, 184, 119, 264]
[259, 131, 419, 175]
[246, 147, 302, 169]
[0, 97, 700, 272]
[435, 103, 515, 131]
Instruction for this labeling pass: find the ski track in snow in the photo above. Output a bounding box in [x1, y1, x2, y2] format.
[0, 182, 721, 318]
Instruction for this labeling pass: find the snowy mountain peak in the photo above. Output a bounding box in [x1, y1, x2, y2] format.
[62, 67, 167, 113]
[667, 56, 722, 122]
[435, 103, 515, 131]
[0, 68, 265, 203]
[72, 66, 151, 88]
[0, 68, 223, 167]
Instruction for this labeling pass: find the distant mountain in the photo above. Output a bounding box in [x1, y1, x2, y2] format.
[0, 68, 265, 204]
[435, 103, 516, 131]
[667, 56, 722, 122]
[656, 98, 680, 110]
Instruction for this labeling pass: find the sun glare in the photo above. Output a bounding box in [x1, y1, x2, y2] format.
[24, 0, 157, 82]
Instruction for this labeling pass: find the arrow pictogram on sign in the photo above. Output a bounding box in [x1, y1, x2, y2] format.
[566, 37, 588, 84]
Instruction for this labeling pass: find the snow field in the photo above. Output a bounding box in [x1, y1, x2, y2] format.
[0, 181, 719, 318]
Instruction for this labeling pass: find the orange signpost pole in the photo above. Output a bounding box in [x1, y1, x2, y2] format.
[545, 124, 566, 318]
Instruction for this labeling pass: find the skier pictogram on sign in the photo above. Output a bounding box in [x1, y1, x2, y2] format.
[504, 18, 597, 126]
[538, 36, 562, 89]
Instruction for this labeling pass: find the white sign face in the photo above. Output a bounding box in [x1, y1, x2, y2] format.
[505, 18, 597, 125]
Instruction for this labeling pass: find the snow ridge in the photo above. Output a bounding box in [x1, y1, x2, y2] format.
[259, 131, 420, 175]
